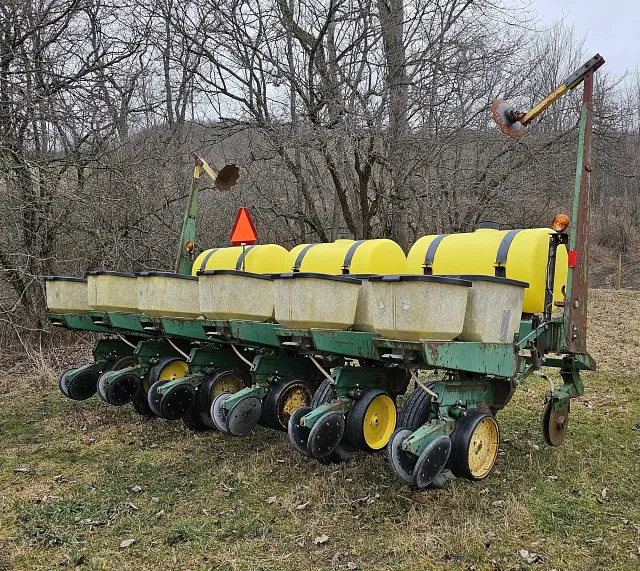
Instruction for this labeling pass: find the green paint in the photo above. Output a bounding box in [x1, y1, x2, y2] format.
[403, 420, 453, 456]
[311, 330, 379, 360]
[60, 313, 111, 333]
[300, 400, 351, 428]
[221, 385, 269, 410]
[421, 342, 518, 377]
[175, 165, 202, 275]
[186, 346, 249, 373]
[106, 312, 150, 333]
[92, 339, 136, 362]
[229, 320, 281, 348]
[332, 365, 409, 399]
[160, 317, 212, 341]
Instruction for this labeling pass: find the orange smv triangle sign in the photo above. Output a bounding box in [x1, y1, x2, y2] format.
[230, 207, 257, 246]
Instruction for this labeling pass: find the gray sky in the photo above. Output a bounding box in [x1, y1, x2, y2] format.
[533, 0, 637, 77]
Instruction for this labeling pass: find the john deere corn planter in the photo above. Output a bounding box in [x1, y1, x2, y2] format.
[46, 54, 603, 489]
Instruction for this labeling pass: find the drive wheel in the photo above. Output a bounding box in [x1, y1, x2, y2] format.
[262, 378, 313, 431]
[346, 389, 396, 451]
[449, 410, 500, 481]
[397, 383, 438, 430]
[542, 399, 570, 446]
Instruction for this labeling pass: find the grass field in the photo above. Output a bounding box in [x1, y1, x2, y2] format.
[1, 290, 639, 570]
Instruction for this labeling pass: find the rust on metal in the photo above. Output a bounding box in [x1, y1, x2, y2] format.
[566, 70, 593, 355]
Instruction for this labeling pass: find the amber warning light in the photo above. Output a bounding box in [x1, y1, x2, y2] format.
[552, 213, 570, 233]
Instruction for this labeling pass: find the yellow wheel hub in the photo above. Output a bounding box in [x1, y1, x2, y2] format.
[362, 394, 396, 450]
[211, 372, 244, 398]
[159, 360, 188, 381]
[467, 416, 499, 479]
[280, 386, 309, 418]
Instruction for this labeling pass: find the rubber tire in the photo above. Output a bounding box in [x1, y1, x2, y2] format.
[412, 435, 451, 489]
[182, 406, 214, 432]
[103, 355, 141, 408]
[448, 410, 499, 481]
[148, 379, 170, 417]
[66, 370, 101, 401]
[387, 428, 418, 486]
[397, 383, 438, 431]
[105, 372, 140, 406]
[148, 356, 188, 386]
[288, 406, 313, 457]
[160, 383, 196, 420]
[308, 411, 345, 459]
[198, 368, 249, 412]
[346, 389, 396, 452]
[311, 379, 358, 465]
[262, 378, 313, 431]
[58, 368, 74, 398]
[211, 392, 232, 434]
[132, 389, 154, 417]
[311, 379, 334, 408]
[227, 396, 262, 436]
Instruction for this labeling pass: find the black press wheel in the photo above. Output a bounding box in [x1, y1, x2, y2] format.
[146, 357, 189, 418]
[226, 395, 262, 436]
[412, 435, 452, 489]
[160, 382, 196, 420]
[211, 392, 232, 434]
[262, 378, 313, 431]
[310, 379, 358, 465]
[105, 372, 141, 406]
[387, 428, 418, 486]
[182, 406, 214, 432]
[148, 379, 170, 417]
[448, 410, 500, 481]
[288, 406, 313, 457]
[184, 368, 249, 432]
[58, 368, 74, 399]
[102, 355, 140, 407]
[308, 411, 345, 459]
[346, 389, 397, 452]
[60, 369, 100, 401]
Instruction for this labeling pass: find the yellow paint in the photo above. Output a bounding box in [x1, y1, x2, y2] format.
[285, 239, 406, 274]
[158, 360, 188, 381]
[280, 384, 310, 420]
[406, 228, 568, 314]
[210, 371, 245, 398]
[467, 416, 499, 479]
[521, 83, 568, 124]
[362, 394, 397, 450]
[192, 244, 289, 275]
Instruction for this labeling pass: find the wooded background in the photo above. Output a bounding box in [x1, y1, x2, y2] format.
[1, 0, 639, 340]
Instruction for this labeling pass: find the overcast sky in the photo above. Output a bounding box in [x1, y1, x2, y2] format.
[533, 0, 637, 77]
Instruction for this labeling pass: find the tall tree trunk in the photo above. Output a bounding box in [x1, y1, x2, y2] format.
[378, 0, 409, 250]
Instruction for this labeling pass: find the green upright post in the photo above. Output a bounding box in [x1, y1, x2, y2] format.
[562, 71, 593, 356]
[175, 156, 203, 275]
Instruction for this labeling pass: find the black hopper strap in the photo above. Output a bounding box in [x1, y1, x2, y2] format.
[423, 234, 448, 275]
[495, 230, 521, 278]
